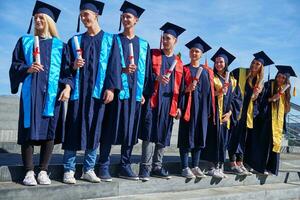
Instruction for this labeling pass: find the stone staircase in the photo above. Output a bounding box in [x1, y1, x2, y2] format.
[0, 95, 299, 200]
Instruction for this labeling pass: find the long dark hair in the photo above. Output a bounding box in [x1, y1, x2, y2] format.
[273, 73, 291, 113]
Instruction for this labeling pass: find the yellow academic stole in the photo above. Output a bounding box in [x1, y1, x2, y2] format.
[214, 75, 237, 129]
[271, 81, 286, 153]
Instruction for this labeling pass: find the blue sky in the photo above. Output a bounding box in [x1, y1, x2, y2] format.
[1, 0, 300, 104]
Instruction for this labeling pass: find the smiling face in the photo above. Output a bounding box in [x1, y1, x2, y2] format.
[34, 13, 46, 32]
[162, 33, 177, 51]
[250, 59, 263, 74]
[276, 73, 287, 87]
[80, 10, 98, 29]
[214, 56, 226, 72]
[121, 13, 138, 29]
[189, 48, 203, 62]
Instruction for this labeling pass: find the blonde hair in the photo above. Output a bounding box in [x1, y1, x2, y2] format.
[247, 60, 264, 88]
[34, 14, 59, 38]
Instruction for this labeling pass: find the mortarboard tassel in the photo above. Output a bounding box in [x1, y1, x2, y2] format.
[76, 15, 80, 33]
[27, 16, 33, 34]
[159, 31, 163, 49]
[177, 52, 181, 59]
[293, 86, 296, 97]
[118, 15, 122, 31]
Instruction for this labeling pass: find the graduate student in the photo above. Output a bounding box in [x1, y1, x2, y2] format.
[62, 0, 121, 184]
[201, 48, 242, 179]
[228, 51, 274, 175]
[138, 22, 185, 181]
[178, 36, 212, 178]
[9, 1, 72, 186]
[98, 0, 153, 181]
[245, 65, 296, 175]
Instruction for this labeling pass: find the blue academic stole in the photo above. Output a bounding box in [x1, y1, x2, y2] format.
[70, 32, 113, 100]
[116, 35, 148, 101]
[21, 35, 63, 128]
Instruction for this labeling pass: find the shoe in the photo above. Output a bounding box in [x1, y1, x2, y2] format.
[119, 165, 139, 181]
[263, 171, 269, 175]
[191, 167, 206, 178]
[239, 164, 252, 176]
[139, 165, 150, 181]
[81, 169, 101, 183]
[23, 170, 37, 186]
[182, 167, 196, 179]
[63, 171, 76, 184]
[99, 167, 112, 182]
[151, 167, 172, 179]
[228, 165, 246, 175]
[37, 171, 51, 185]
[219, 169, 228, 178]
[207, 168, 223, 179]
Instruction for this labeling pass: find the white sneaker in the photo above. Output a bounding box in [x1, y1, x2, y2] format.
[191, 167, 206, 178]
[63, 171, 76, 184]
[81, 169, 101, 183]
[37, 171, 51, 185]
[219, 169, 228, 178]
[182, 167, 196, 179]
[23, 170, 37, 186]
[211, 169, 224, 179]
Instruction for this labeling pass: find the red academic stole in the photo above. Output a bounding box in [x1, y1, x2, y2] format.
[183, 65, 193, 121]
[150, 49, 183, 117]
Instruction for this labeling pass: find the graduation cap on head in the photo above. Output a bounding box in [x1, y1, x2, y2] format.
[118, 1, 145, 31]
[185, 36, 211, 53]
[275, 65, 297, 77]
[160, 22, 186, 38]
[253, 51, 274, 66]
[211, 47, 236, 66]
[77, 0, 105, 32]
[27, 0, 61, 34]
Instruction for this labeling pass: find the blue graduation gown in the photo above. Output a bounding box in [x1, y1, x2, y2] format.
[201, 73, 242, 163]
[178, 64, 211, 149]
[62, 31, 121, 151]
[101, 34, 153, 146]
[139, 52, 184, 147]
[245, 80, 280, 175]
[228, 69, 260, 156]
[9, 36, 72, 145]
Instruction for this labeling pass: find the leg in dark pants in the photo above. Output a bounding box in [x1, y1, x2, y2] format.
[39, 140, 54, 172]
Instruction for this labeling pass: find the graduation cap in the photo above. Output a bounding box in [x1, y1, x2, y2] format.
[253, 51, 274, 66]
[211, 47, 236, 66]
[77, 0, 105, 32]
[160, 22, 186, 38]
[27, 1, 61, 34]
[118, 1, 145, 31]
[275, 65, 297, 77]
[185, 36, 211, 53]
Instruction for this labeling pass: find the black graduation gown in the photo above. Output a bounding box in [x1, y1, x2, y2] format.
[139, 53, 184, 147]
[101, 34, 153, 146]
[9, 36, 72, 145]
[245, 80, 281, 175]
[201, 73, 242, 163]
[62, 31, 121, 151]
[178, 65, 211, 149]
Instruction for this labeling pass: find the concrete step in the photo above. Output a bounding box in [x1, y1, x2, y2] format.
[0, 130, 18, 143]
[92, 182, 300, 200]
[0, 173, 299, 200]
[0, 152, 299, 182]
[0, 95, 19, 105]
[0, 121, 18, 131]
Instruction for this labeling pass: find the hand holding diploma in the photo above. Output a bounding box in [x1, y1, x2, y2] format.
[222, 72, 230, 95]
[73, 36, 85, 70]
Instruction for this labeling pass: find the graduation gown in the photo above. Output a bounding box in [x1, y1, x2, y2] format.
[245, 80, 283, 175]
[101, 34, 153, 146]
[201, 73, 242, 163]
[62, 31, 121, 151]
[139, 51, 184, 147]
[178, 64, 211, 149]
[9, 36, 72, 145]
[228, 68, 260, 156]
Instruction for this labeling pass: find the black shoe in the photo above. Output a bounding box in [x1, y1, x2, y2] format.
[119, 165, 139, 181]
[139, 165, 150, 181]
[151, 167, 171, 179]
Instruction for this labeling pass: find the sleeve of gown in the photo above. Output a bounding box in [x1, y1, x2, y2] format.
[257, 81, 272, 118]
[9, 37, 31, 94]
[59, 43, 74, 89]
[230, 84, 243, 126]
[142, 45, 154, 98]
[104, 35, 122, 91]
